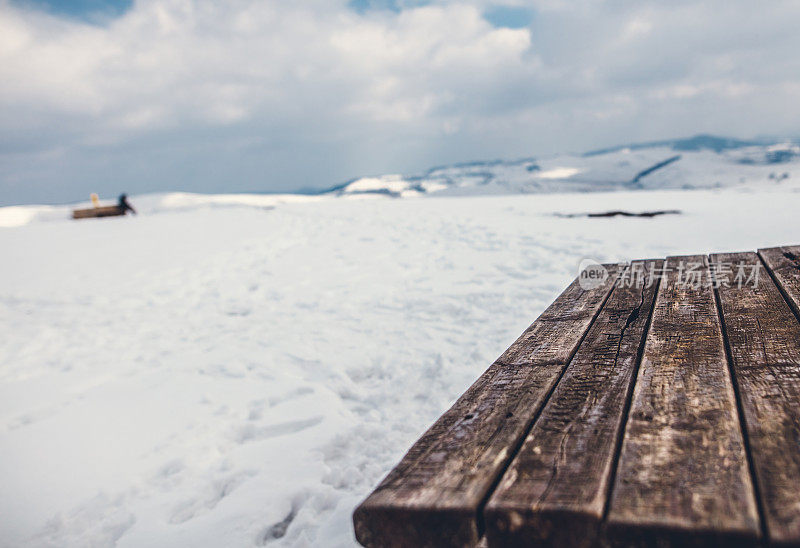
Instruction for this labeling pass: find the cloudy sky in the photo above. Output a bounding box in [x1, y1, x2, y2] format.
[1, 0, 799, 205]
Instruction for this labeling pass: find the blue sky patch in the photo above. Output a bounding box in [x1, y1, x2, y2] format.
[483, 5, 534, 29]
[348, 0, 431, 15]
[11, 0, 133, 23]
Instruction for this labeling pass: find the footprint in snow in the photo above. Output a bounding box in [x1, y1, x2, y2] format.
[257, 500, 305, 545]
[267, 386, 314, 407]
[235, 416, 324, 444]
[169, 470, 256, 524]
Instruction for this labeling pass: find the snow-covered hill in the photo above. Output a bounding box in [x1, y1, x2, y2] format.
[331, 135, 800, 198]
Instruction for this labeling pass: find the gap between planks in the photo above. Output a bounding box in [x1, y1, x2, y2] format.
[484, 260, 663, 548]
[353, 264, 627, 547]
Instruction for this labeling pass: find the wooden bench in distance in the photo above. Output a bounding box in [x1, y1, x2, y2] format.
[72, 205, 127, 219]
[353, 246, 800, 547]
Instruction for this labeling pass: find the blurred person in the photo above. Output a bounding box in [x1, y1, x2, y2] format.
[118, 193, 136, 215]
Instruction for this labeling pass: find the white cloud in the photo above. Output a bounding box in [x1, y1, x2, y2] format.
[1, 0, 800, 204]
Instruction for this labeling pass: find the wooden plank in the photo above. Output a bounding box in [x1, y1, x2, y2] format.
[713, 251, 800, 545]
[605, 255, 760, 547]
[759, 245, 800, 319]
[353, 263, 625, 548]
[483, 260, 662, 548]
[72, 205, 126, 219]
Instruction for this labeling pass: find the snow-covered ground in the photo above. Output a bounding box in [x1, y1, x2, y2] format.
[2, 142, 800, 547]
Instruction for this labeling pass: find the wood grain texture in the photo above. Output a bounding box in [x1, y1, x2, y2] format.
[604, 255, 760, 547]
[72, 205, 126, 219]
[483, 260, 662, 548]
[353, 264, 624, 548]
[713, 251, 800, 545]
[759, 245, 800, 320]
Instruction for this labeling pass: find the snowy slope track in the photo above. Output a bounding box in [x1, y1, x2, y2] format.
[630, 155, 682, 186]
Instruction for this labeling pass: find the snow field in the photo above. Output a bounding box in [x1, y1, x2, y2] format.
[1, 186, 799, 546]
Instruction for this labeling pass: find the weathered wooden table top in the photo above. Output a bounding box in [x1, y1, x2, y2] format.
[353, 245, 800, 548]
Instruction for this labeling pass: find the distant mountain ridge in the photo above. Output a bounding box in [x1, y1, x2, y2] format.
[325, 134, 800, 198]
[582, 134, 765, 156]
